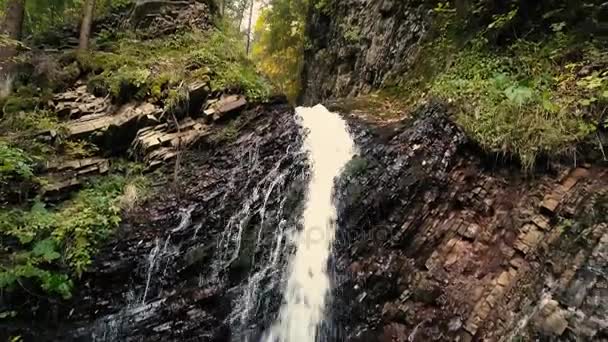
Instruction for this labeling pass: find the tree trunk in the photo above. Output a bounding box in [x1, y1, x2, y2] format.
[455, 0, 470, 18]
[0, 0, 25, 93]
[246, 0, 254, 54]
[237, 1, 246, 31]
[78, 0, 96, 51]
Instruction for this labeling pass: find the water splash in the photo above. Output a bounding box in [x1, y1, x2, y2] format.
[213, 141, 305, 339]
[142, 206, 195, 304]
[264, 104, 355, 342]
[142, 238, 161, 304]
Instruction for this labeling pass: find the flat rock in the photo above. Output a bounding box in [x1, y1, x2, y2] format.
[204, 95, 247, 121]
[42, 157, 111, 197]
[65, 103, 162, 154]
[53, 85, 111, 119]
[130, 117, 210, 167]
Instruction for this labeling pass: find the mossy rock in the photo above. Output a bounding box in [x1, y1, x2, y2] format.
[1, 96, 39, 115]
[0, 85, 46, 115]
[48, 62, 82, 91]
[86, 75, 110, 98]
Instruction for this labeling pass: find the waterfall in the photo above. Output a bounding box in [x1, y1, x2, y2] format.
[264, 104, 355, 342]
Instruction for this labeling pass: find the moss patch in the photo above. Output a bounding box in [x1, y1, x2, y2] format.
[78, 26, 271, 105]
[385, 5, 607, 170]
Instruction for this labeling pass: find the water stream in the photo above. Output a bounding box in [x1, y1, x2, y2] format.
[264, 104, 355, 342]
[87, 104, 354, 342]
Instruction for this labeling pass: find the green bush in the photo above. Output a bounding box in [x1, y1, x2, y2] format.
[427, 34, 605, 169]
[0, 172, 145, 299]
[385, 3, 607, 170]
[0, 142, 35, 186]
[0, 109, 61, 134]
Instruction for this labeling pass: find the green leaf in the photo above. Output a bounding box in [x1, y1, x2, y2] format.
[32, 238, 61, 262]
[550, 22, 566, 32]
[542, 98, 559, 113]
[0, 271, 17, 288]
[41, 273, 73, 299]
[0, 311, 17, 319]
[504, 85, 533, 106]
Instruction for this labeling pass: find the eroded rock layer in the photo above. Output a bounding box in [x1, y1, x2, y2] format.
[2, 101, 307, 341]
[301, 0, 431, 103]
[331, 104, 608, 341]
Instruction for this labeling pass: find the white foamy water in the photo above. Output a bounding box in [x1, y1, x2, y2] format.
[264, 104, 355, 342]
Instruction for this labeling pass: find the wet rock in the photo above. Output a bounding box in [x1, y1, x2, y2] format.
[4, 100, 306, 342]
[182, 243, 213, 269]
[381, 323, 408, 342]
[330, 102, 608, 341]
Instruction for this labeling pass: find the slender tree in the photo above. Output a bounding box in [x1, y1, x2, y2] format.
[246, 0, 254, 54]
[0, 0, 25, 94]
[78, 0, 96, 51]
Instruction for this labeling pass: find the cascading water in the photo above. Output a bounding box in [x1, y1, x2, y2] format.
[264, 104, 355, 342]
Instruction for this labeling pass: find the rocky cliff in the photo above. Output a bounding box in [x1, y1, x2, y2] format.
[3, 1, 606, 341]
[327, 102, 608, 341]
[301, 0, 432, 104]
[2, 99, 307, 341]
[303, 0, 608, 340]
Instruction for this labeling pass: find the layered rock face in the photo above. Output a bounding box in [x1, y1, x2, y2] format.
[329, 104, 608, 341]
[2, 100, 308, 341]
[301, 0, 431, 104]
[302, 1, 608, 340]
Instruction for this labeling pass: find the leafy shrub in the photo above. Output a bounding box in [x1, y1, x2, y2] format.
[386, 3, 607, 170]
[0, 109, 60, 134]
[0, 142, 35, 186]
[428, 34, 605, 169]
[0, 171, 146, 299]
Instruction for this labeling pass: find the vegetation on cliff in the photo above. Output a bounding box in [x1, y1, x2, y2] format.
[388, 0, 607, 169]
[0, 171, 147, 299]
[80, 24, 270, 104]
[0, 0, 270, 306]
[300, 0, 606, 170]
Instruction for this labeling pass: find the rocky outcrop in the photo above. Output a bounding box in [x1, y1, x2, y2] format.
[32, 0, 215, 51]
[203, 95, 248, 122]
[301, 0, 432, 103]
[2, 100, 307, 341]
[130, 0, 215, 36]
[52, 85, 111, 119]
[130, 117, 210, 168]
[42, 157, 111, 196]
[330, 104, 608, 341]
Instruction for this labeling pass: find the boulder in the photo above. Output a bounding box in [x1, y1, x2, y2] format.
[203, 95, 247, 122]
